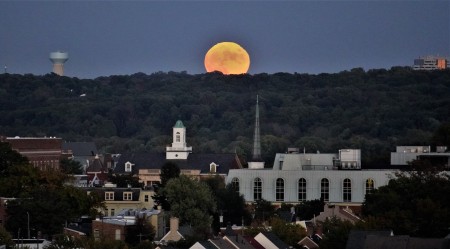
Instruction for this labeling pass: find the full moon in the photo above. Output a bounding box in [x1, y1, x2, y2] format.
[204, 42, 250, 75]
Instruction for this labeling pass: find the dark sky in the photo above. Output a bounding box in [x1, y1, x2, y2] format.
[1, 1, 449, 79]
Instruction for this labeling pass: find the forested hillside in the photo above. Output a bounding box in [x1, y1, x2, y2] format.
[1, 67, 449, 167]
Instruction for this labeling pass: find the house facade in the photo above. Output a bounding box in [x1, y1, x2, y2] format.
[87, 185, 155, 216]
[114, 120, 241, 187]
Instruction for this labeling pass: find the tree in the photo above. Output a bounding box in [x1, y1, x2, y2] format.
[252, 199, 276, 224]
[295, 199, 324, 220]
[362, 167, 450, 237]
[0, 226, 13, 248]
[270, 217, 307, 246]
[153, 162, 180, 210]
[319, 217, 355, 249]
[108, 172, 142, 188]
[203, 176, 250, 233]
[160, 175, 216, 236]
[60, 158, 83, 174]
[160, 161, 180, 186]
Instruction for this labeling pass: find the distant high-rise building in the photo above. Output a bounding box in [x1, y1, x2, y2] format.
[49, 51, 69, 76]
[412, 55, 448, 70]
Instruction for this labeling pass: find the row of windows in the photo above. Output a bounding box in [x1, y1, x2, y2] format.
[104, 193, 151, 202]
[105, 192, 133, 201]
[231, 177, 375, 202]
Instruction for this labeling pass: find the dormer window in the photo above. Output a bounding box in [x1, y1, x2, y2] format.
[125, 162, 133, 172]
[123, 192, 132, 201]
[210, 162, 218, 173]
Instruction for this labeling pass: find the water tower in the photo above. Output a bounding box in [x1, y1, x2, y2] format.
[49, 51, 69, 76]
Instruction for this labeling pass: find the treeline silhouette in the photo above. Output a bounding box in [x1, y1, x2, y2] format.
[1, 67, 449, 167]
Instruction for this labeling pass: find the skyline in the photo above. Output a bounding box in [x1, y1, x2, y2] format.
[1, 1, 449, 79]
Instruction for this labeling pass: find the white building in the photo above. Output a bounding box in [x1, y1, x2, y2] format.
[226, 97, 395, 205]
[412, 56, 448, 70]
[226, 150, 394, 205]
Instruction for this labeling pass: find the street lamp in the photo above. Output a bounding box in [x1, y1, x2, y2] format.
[27, 211, 30, 239]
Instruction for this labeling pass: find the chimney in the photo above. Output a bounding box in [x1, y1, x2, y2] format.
[170, 217, 179, 233]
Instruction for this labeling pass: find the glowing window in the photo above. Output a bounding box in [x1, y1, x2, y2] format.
[366, 178, 375, 195]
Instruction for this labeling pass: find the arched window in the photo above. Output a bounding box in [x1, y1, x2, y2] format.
[298, 178, 307, 201]
[365, 178, 374, 195]
[209, 163, 217, 173]
[254, 178, 262, 201]
[275, 178, 284, 201]
[231, 177, 240, 192]
[175, 132, 181, 142]
[343, 178, 351, 202]
[321, 178, 329, 202]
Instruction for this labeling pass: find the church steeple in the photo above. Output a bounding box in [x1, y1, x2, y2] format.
[248, 95, 265, 169]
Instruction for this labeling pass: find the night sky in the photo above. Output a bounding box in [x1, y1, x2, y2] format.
[1, 1, 449, 79]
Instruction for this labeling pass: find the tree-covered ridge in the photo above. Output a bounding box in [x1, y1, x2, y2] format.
[1, 67, 449, 167]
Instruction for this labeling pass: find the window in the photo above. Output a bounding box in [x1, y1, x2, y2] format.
[231, 177, 240, 192]
[125, 162, 133, 172]
[210, 163, 217, 173]
[254, 178, 262, 201]
[366, 178, 375, 195]
[105, 192, 114, 200]
[111, 209, 115, 216]
[276, 178, 284, 201]
[144, 195, 149, 202]
[123, 192, 132, 201]
[321, 178, 329, 202]
[343, 178, 351, 202]
[298, 178, 307, 201]
[175, 132, 181, 142]
[115, 229, 121, 240]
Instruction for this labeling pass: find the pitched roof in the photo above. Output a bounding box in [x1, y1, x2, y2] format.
[260, 231, 290, 249]
[62, 142, 98, 156]
[298, 236, 319, 249]
[208, 238, 235, 249]
[114, 153, 239, 174]
[86, 156, 106, 173]
[89, 188, 142, 201]
[346, 230, 392, 249]
[223, 234, 256, 249]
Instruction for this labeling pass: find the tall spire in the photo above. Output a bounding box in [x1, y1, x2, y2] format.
[252, 95, 262, 161]
[248, 95, 265, 169]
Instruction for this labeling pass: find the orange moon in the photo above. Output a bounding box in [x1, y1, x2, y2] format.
[204, 42, 250, 75]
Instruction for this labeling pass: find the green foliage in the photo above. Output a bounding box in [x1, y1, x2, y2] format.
[0, 226, 14, 248]
[108, 172, 143, 188]
[203, 176, 250, 233]
[319, 217, 355, 249]
[295, 199, 325, 220]
[60, 158, 83, 174]
[252, 199, 276, 223]
[1, 69, 449, 166]
[0, 141, 103, 239]
[125, 218, 155, 246]
[270, 217, 307, 246]
[153, 162, 180, 210]
[160, 162, 180, 187]
[160, 175, 216, 236]
[362, 167, 450, 237]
